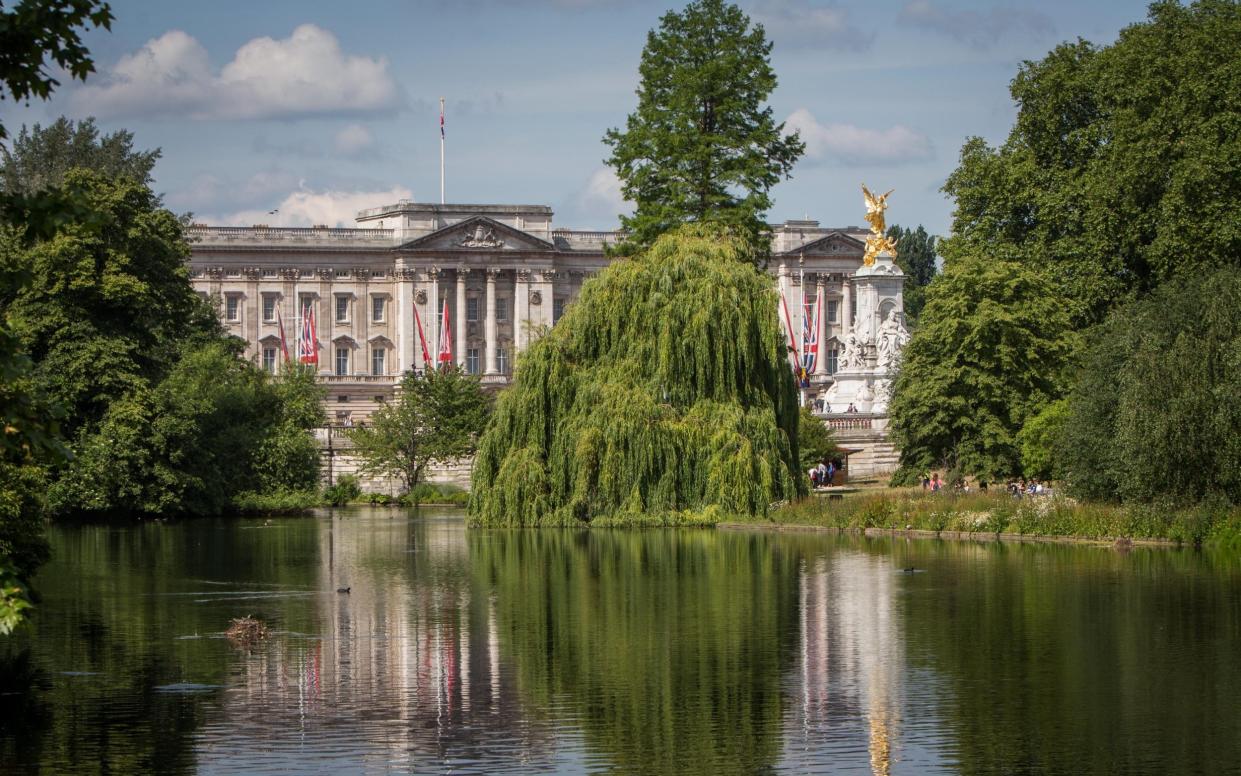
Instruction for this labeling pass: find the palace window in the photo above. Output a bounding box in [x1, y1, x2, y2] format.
[298, 293, 315, 316]
[553, 297, 566, 324]
[496, 298, 509, 323]
[335, 347, 349, 377]
[371, 348, 386, 376]
[262, 347, 277, 374]
[335, 295, 350, 323]
[826, 345, 839, 375]
[262, 294, 277, 322]
[827, 300, 839, 324]
[467, 297, 479, 322]
[497, 347, 509, 374]
[372, 296, 385, 323]
[225, 295, 241, 322]
[466, 348, 480, 375]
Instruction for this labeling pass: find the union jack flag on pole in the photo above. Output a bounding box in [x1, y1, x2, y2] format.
[802, 295, 820, 376]
[298, 303, 318, 365]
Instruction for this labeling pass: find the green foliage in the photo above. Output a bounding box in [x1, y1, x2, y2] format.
[888, 253, 1074, 481]
[1019, 398, 1069, 481]
[764, 490, 1241, 547]
[1060, 269, 1241, 505]
[1, 117, 160, 196]
[48, 341, 322, 517]
[470, 224, 803, 526]
[229, 489, 320, 515]
[0, 1, 114, 141]
[603, 0, 804, 256]
[797, 404, 835, 471]
[886, 223, 938, 322]
[347, 365, 490, 492]
[251, 365, 325, 494]
[941, 0, 1241, 328]
[401, 482, 469, 507]
[323, 475, 361, 507]
[3, 170, 220, 438]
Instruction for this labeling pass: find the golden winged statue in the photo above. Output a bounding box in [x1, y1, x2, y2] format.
[861, 184, 897, 266]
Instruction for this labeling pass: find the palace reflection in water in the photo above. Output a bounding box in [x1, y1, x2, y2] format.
[4, 511, 1240, 775]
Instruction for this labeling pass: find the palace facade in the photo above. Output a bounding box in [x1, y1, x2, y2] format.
[188, 199, 902, 473]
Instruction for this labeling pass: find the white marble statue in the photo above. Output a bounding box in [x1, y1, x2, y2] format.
[840, 332, 864, 370]
[876, 309, 910, 369]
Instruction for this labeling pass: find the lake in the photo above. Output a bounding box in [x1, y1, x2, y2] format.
[2, 508, 1239, 774]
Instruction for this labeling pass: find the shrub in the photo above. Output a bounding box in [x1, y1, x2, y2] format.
[323, 475, 361, 507]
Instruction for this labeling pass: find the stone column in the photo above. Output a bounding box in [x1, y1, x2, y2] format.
[814, 274, 829, 376]
[531, 270, 554, 335]
[396, 267, 414, 373]
[842, 278, 853, 336]
[427, 267, 440, 365]
[515, 269, 530, 353]
[484, 268, 499, 375]
[455, 266, 467, 369]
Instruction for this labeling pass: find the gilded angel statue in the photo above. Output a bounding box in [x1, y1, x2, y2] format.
[862, 184, 894, 235]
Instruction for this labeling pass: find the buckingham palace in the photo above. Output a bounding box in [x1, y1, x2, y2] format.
[188, 198, 905, 474]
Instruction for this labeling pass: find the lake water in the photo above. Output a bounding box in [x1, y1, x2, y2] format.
[2, 508, 1239, 775]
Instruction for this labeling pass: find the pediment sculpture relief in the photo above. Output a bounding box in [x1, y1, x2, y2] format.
[457, 224, 504, 249]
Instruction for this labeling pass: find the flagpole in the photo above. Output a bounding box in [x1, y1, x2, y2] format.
[798, 254, 806, 407]
[444, 96, 449, 204]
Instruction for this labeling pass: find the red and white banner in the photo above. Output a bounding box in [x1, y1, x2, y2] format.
[298, 303, 318, 365]
[437, 299, 453, 367]
[413, 301, 432, 370]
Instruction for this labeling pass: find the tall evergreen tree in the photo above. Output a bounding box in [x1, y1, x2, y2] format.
[1, 116, 160, 196]
[603, 0, 804, 257]
[886, 223, 937, 321]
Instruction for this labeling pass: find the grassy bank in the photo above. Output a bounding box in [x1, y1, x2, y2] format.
[738, 490, 1241, 548]
[230, 483, 469, 516]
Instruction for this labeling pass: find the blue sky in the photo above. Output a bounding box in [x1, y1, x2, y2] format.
[2, 0, 1153, 235]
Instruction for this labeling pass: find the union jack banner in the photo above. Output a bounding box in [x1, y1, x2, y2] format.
[437, 299, 453, 367]
[802, 295, 821, 376]
[298, 304, 318, 365]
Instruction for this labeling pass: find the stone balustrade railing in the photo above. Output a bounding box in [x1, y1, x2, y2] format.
[820, 413, 877, 430]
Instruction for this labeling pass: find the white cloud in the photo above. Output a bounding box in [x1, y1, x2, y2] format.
[897, 1, 1054, 48]
[785, 108, 932, 165]
[73, 25, 401, 120]
[752, 0, 872, 50]
[334, 124, 375, 157]
[209, 185, 414, 228]
[573, 167, 630, 225]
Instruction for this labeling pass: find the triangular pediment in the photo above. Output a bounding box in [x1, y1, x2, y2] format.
[784, 231, 866, 256]
[397, 216, 556, 252]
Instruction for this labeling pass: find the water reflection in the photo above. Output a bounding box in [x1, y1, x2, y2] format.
[2, 513, 1239, 775]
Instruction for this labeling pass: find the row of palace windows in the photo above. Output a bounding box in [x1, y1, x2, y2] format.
[224, 293, 574, 327]
[259, 346, 518, 377]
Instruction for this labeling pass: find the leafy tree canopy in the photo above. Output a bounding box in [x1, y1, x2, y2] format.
[603, 0, 804, 257]
[886, 223, 938, 322]
[0, 0, 113, 141]
[888, 252, 1075, 480]
[1058, 268, 1240, 506]
[470, 224, 803, 527]
[348, 365, 490, 494]
[798, 405, 836, 473]
[3, 169, 219, 437]
[941, 0, 1241, 328]
[1, 116, 160, 196]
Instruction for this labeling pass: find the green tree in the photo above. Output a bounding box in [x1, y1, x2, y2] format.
[886, 223, 937, 322]
[941, 0, 1241, 328]
[470, 224, 802, 527]
[888, 253, 1074, 480]
[252, 364, 326, 494]
[1, 116, 160, 196]
[1059, 269, 1240, 505]
[798, 405, 836, 472]
[3, 169, 220, 438]
[348, 365, 490, 494]
[603, 0, 804, 256]
[1018, 397, 1069, 481]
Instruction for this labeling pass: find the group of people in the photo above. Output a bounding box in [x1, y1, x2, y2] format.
[1007, 480, 1049, 498]
[808, 460, 838, 488]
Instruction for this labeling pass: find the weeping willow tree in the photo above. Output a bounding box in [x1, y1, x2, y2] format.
[469, 224, 802, 526]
